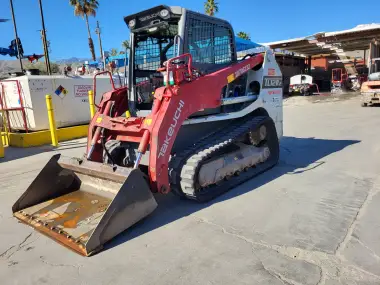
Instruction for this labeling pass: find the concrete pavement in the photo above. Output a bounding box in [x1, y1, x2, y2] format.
[1, 95, 380, 285]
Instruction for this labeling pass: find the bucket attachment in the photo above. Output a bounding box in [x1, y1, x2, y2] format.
[12, 154, 157, 256]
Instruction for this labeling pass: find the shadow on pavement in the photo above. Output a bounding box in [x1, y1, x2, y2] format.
[284, 92, 360, 105]
[105, 136, 360, 253]
[0, 140, 87, 163]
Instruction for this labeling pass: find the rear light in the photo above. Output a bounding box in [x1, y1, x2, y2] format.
[289, 85, 293, 88]
[128, 19, 136, 29]
[159, 9, 170, 19]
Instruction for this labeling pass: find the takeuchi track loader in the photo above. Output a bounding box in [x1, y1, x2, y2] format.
[12, 5, 283, 256]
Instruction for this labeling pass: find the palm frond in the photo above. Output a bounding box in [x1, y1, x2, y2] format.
[70, 0, 98, 18]
[237, 31, 250, 40]
[83, 1, 98, 17]
[121, 40, 130, 50]
[204, 0, 219, 16]
[214, 2, 219, 13]
[74, 3, 84, 17]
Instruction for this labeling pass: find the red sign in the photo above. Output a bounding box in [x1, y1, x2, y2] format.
[74, 85, 92, 97]
[268, 90, 281, 95]
[268, 68, 275, 76]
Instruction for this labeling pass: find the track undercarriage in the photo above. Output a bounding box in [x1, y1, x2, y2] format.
[169, 116, 279, 202]
[102, 115, 279, 202]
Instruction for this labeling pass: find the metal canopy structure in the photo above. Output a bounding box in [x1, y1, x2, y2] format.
[262, 24, 380, 57]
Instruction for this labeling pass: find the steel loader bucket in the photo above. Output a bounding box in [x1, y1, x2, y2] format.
[12, 154, 157, 256]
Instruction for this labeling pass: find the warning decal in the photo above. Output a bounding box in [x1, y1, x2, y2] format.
[55, 85, 68, 98]
[74, 85, 92, 97]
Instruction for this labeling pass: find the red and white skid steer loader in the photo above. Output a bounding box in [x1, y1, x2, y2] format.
[12, 5, 283, 256]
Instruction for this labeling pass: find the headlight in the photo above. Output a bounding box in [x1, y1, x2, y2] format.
[159, 9, 170, 19]
[148, 27, 158, 33]
[128, 19, 136, 29]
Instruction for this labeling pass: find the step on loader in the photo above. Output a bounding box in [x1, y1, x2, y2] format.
[12, 5, 283, 256]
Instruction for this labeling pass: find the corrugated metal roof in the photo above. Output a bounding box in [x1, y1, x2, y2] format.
[324, 23, 380, 37]
[260, 37, 305, 47]
[262, 24, 380, 47]
[262, 24, 380, 57]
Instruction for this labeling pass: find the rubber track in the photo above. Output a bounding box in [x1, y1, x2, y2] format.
[169, 116, 279, 202]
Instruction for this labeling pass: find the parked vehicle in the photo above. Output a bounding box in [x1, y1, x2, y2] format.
[289, 74, 319, 96]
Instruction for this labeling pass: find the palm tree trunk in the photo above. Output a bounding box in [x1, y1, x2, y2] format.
[85, 14, 96, 61]
[85, 14, 91, 38]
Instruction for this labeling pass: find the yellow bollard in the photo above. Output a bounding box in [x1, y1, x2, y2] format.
[88, 90, 96, 119]
[4, 133, 9, 146]
[1, 109, 9, 146]
[1, 132, 8, 146]
[0, 133, 4, 158]
[45, 94, 58, 147]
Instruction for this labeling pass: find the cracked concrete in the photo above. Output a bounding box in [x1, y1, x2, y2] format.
[39, 256, 82, 277]
[193, 216, 380, 285]
[0, 232, 35, 259]
[335, 180, 378, 257]
[1, 96, 380, 284]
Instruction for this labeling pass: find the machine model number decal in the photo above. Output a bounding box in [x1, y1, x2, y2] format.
[262, 76, 283, 89]
[227, 64, 251, 83]
[158, 100, 185, 158]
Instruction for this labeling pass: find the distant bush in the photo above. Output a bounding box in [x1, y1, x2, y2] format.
[24, 61, 60, 74]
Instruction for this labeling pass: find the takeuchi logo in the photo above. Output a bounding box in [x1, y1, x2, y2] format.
[158, 100, 185, 158]
[139, 13, 159, 22]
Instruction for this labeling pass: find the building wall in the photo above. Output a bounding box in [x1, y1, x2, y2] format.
[276, 54, 307, 94]
[312, 58, 328, 70]
[310, 50, 370, 91]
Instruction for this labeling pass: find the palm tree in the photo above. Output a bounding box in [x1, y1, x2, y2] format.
[121, 40, 130, 51]
[69, 0, 98, 61]
[110, 48, 118, 56]
[121, 40, 129, 84]
[237, 32, 251, 41]
[204, 0, 219, 16]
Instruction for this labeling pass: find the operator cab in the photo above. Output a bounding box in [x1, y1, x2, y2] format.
[124, 5, 237, 114]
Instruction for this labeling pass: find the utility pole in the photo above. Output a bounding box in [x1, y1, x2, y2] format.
[9, 0, 23, 71]
[39, 29, 51, 75]
[38, 0, 51, 75]
[95, 21, 104, 70]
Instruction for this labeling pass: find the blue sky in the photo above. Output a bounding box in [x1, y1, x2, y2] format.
[1, 0, 379, 61]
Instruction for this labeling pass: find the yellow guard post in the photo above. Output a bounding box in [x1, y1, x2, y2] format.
[88, 90, 96, 119]
[0, 134, 4, 158]
[45, 94, 58, 147]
